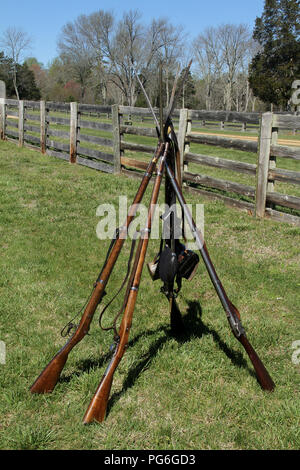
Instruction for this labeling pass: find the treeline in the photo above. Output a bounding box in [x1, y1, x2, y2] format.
[0, 1, 299, 111]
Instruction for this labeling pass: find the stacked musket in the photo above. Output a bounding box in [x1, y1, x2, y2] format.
[30, 61, 274, 424]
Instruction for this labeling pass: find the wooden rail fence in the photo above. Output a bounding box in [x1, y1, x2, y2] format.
[0, 98, 299, 226]
[177, 108, 300, 226]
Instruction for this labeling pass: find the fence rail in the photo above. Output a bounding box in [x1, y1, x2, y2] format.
[0, 98, 299, 226]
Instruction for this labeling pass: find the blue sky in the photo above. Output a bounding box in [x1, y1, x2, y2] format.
[0, 0, 265, 67]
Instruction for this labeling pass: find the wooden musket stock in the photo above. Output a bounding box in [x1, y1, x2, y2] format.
[83, 145, 169, 423]
[164, 161, 275, 392]
[30, 142, 165, 394]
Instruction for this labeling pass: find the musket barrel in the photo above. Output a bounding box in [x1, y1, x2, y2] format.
[164, 160, 275, 391]
[83, 147, 169, 423]
[30, 142, 165, 395]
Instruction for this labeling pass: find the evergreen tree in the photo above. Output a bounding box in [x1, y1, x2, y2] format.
[16, 63, 41, 100]
[0, 52, 15, 96]
[180, 69, 197, 109]
[248, 0, 300, 109]
[0, 52, 41, 99]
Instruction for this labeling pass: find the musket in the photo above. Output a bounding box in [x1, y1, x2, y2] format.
[164, 161, 275, 391]
[158, 62, 191, 333]
[137, 62, 275, 392]
[30, 141, 165, 394]
[30, 62, 191, 398]
[83, 143, 170, 423]
[81, 64, 194, 422]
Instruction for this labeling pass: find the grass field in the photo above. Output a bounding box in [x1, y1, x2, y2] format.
[0, 140, 299, 450]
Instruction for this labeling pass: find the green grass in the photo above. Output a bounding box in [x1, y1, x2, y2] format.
[0, 140, 299, 450]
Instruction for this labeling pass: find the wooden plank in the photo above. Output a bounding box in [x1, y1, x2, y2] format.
[119, 105, 180, 118]
[24, 124, 40, 133]
[24, 113, 40, 121]
[119, 105, 158, 116]
[185, 152, 256, 175]
[46, 149, 69, 161]
[185, 185, 255, 214]
[268, 168, 300, 185]
[48, 116, 70, 125]
[78, 103, 111, 114]
[6, 130, 18, 138]
[5, 98, 19, 106]
[188, 133, 258, 152]
[47, 139, 70, 152]
[121, 140, 156, 154]
[6, 111, 18, 118]
[121, 168, 144, 180]
[120, 125, 157, 138]
[264, 207, 300, 226]
[77, 145, 114, 163]
[273, 114, 300, 130]
[6, 119, 18, 128]
[76, 156, 114, 173]
[255, 112, 273, 218]
[79, 133, 113, 147]
[47, 128, 70, 140]
[270, 144, 300, 160]
[80, 119, 112, 132]
[266, 191, 300, 210]
[121, 156, 148, 171]
[46, 102, 70, 112]
[188, 109, 260, 124]
[24, 100, 41, 110]
[24, 134, 40, 144]
[183, 171, 255, 198]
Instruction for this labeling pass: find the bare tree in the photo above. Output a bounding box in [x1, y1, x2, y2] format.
[57, 18, 96, 101]
[57, 9, 186, 106]
[193, 27, 224, 110]
[152, 19, 186, 105]
[218, 24, 252, 110]
[107, 10, 145, 106]
[0, 26, 32, 100]
[193, 24, 254, 111]
[73, 10, 114, 103]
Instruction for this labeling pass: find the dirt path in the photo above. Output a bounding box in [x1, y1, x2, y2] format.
[191, 131, 300, 147]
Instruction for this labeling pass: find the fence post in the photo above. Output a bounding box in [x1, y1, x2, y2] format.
[267, 124, 278, 205]
[40, 101, 47, 154]
[178, 108, 189, 185]
[70, 102, 78, 163]
[0, 81, 5, 140]
[112, 104, 121, 174]
[255, 112, 273, 218]
[0, 80, 5, 99]
[18, 100, 25, 147]
[0, 98, 5, 140]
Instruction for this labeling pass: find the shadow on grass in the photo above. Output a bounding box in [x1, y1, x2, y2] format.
[106, 299, 257, 418]
[58, 299, 257, 418]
